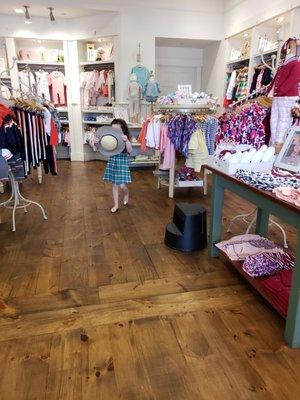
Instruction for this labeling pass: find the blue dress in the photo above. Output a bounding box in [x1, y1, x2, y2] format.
[103, 153, 132, 185]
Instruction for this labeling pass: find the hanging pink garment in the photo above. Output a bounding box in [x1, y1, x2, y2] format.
[159, 123, 175, 170]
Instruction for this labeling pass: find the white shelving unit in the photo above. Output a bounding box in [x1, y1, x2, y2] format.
[80, 60, 114, 66]
[17, 60, 65, 66]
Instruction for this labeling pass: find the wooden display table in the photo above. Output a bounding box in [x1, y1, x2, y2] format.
[207, 165, 300, 348]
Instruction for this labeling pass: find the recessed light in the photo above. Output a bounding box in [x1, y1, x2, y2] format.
[14, 8, 24, 14]
[25, 20, 32, 24]
[243, 33, 249, 38]
[37, 39, 42, 43]
[277, 17, 284, 23]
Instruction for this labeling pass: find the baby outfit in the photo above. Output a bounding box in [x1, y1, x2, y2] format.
[19, 70, 35, 95]
[35, 70, 51, 101]
[48, 71, 67, 105]
[144, 80, 160, 102]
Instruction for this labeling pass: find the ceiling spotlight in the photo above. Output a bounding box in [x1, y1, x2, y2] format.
[243, 33, 249, 38]
[277, 17, 284, 24]
[14, 8, 24, 14]
[48, 7, 55, 22]
[23, 5, 32, 24]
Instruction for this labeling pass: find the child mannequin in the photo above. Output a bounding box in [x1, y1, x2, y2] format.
[144, 72, 160, 103]
[103, 119, 133, 213]
[128, 73, 140, 123]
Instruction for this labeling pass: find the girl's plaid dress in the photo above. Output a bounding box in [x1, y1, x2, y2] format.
[104, 153, 132, 185]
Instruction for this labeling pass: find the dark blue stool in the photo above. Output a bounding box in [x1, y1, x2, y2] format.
[165, 203, 207, 252]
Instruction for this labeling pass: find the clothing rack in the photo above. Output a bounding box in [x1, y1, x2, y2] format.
[0, 168, 47, 231]
[83, 63, 114, 72]
[153, 104, 217, 197]
[153, 104, 216, 115]
[228, 86, 268, 109]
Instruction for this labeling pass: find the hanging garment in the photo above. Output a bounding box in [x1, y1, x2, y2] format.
[226, 70, 237, 100]
[137, 120, 150, 153]
[129, 81, 140, 118]
[35, 70, 51, 101]
[270, 96, 298, 144]
[185, 129, 209, 172]
[131, 65, 150, 95]
[0, 85, 11, 100]
[19, 70, 36, 95]
[48, 71, 67, 105]
[159, 122, 175, 170]
[144, 81, 160, 102]
[146, 118, 161, 149]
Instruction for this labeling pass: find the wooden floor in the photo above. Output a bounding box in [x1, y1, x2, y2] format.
[0, 161, 300, 400]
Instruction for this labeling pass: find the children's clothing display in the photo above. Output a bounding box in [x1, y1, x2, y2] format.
[243, 251, 294, 278]
[185, 129, 209, 172]
[273, 187, 300, 206]
[144, 79, 160, 102]
[19, 70, 36, 95]
[48, 71, 67, 106]
[225, 67, 249, 104]
[128, 77, 140, 119]
[235, 168, 300, 191]
[217, 102, 269, 149]
[131, 65, 150, 95]
[250, 66, 272, 93]
[268, 55, 300, 144]
[35, 70, 51, 101]
[215, 234, 283, 261]
[80, 69, 114, 107]
[0, 85, 11, 100]
[103, 153, 132, 185]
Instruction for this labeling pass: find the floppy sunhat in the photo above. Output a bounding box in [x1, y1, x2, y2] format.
[95, 126, 125, 156]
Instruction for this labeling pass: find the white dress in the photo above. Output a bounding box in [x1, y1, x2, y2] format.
[35, 70, 51, 101]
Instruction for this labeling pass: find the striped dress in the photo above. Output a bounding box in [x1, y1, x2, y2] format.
[103, 153, 132, 185]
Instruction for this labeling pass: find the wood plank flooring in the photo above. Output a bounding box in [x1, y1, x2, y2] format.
[0, 160, 299, 400]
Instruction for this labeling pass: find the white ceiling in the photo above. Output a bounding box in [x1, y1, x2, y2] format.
[156, 37, 217, 48]
[0, 2, 108, 19]
[0, 0, 227, 19]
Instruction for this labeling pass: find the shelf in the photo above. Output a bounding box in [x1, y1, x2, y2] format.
[82, 108, 114, 114]
[83, 120, 112, 125]
[17, 60, 65, 66]
[130, 160, 159, 166]
[253, 48, 278, 58]
[80, 60, 114, 66]
[60, 120, 69, 124]
[226, 57, 250, 66]
[57, 107, 68, 113]
[217, 248, 288, 318]
[160, 179, 204, 188]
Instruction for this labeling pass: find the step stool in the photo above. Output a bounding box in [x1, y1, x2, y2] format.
[165, 203, 207, 252]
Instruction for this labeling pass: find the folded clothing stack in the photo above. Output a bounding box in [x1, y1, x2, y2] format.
[273, 187, 300, 207]
[235, 168, 300, 191]
[260, 270, 292, 317]
[177, 166, 199, 181]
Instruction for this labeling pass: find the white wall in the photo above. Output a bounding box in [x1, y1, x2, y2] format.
[202, 41, 226, 104]
[224, 0, 300, 37]
[156, 46, 203, 94]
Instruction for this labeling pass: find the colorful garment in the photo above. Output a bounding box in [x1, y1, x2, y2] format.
[235, 169, 300, 191]
[103, 153, 131, 185]
[243, 251, 294, 278]
[217, 102, 268, 149]
[215, 234, 283, 261]
[131, 65, 150, 95]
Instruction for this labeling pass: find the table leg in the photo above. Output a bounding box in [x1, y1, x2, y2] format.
[255, 208, 269, 237]
[209, 174, 224, 257]
[285, 231, 300, 348]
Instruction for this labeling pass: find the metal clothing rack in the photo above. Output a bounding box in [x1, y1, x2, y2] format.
[0, 169, 47, 231]
[154, 104, 216, 198]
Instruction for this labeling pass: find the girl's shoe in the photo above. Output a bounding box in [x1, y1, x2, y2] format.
[123, 196, 129, 206]
[111, 205, 119, 213]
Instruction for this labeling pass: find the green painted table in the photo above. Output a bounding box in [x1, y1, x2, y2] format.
[207, 166, 300, 348]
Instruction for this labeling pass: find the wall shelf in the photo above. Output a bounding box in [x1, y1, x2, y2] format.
[82, 108, 114, 114]
[83, 120, 112, 125]
[17, 60, 65, 66]
[226, 57, 250, 66]
[80, 60, 114, 66]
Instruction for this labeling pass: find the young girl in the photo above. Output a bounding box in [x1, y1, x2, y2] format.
[103, 118, 133, 213]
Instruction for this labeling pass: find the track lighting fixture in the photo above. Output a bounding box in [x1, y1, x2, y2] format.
[23, 5, 32, 24]
[48, 7, 55, 22]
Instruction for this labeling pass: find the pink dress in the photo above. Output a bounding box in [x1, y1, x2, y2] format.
[48, 71, 67, 105]
[159, 123, 175, 170]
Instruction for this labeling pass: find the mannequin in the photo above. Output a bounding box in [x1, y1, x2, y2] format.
[128, 73, 140, 123]
[144, 72, 160, 103]
[268, 38, 300, 151]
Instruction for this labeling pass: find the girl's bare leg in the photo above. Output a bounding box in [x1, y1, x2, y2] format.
[120, 184, 129, 205]
[111, 184, 119, 213]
